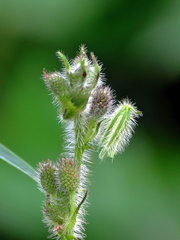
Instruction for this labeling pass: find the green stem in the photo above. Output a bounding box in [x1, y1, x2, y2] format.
[70, 191, 76, 215]
[74, 117, 99, 162]
[62, 116, 85, 239]
[64, 116, 97, 239]
[83, 119, 96, 145]
[74, 116, 84, 164]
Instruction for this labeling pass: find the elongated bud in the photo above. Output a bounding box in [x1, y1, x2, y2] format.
[89, 86, 113, 118]
[38, 160, 58, 195]
[57, 158, 79, 192]
[99, 99, 142, 159]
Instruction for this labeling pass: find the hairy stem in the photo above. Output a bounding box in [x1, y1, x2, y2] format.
[65, 116, 97, 239]
[74, 116, 84, 164]
[63, 115, 87, 240]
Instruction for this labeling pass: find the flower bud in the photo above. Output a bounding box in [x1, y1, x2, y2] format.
[43, 201, 64, 225]
[42, 69, 68, 96]
[57, 158, 79, 192]
[99, 99, 142, 159]
[68, 49, 88, 87]
[53, 47, 101, 119]
[89, 86, 113, 118]
[38, 160, 58, 195]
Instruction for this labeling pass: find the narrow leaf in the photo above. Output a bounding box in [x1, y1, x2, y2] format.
[0, 143, 37, 182]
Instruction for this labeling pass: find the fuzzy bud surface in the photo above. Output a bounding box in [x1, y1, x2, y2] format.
[89, 86, 113, 118]
[57, 158, 79, 192]
[38, 160, 57, 195]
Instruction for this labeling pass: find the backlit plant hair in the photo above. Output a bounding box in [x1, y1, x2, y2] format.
[0, 45, 142, 240]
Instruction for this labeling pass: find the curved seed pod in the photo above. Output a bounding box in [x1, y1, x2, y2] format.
[57, 158, 80, 192]
[99, 99, 142, 159]
[38, 160, 58, 195]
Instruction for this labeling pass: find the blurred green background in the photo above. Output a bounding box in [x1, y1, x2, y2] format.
[0, 0, 180, 239]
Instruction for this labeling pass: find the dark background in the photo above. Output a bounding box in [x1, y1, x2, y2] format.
[0, 0, 179, 240]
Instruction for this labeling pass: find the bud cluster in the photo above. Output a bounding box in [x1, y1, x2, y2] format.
[37, 158, 80, 238]
[39, 46, 142, 240]
[43, 46, 103, 120]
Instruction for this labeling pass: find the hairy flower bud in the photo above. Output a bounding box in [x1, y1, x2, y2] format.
[57, 158, 79, 192]
[68, 52, 88, 87]
[89, 86, 113, 117]
[43, 69, 68, 96]
[43, 201, 63, 225]
[38, 160, 57, 195]
[43, 46, 101, 120]
[99, 99, 142, 159]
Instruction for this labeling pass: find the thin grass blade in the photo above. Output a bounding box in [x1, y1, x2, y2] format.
[0, 143, 37, 182]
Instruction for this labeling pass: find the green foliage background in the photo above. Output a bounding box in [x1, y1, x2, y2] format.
[0, 0, 180, 239]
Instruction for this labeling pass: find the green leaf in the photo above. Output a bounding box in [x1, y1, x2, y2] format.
[0, 143, 37, 182]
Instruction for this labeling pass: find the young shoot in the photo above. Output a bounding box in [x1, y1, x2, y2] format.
[0, 45, 142, 240]
[38, 46, 142, 240]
